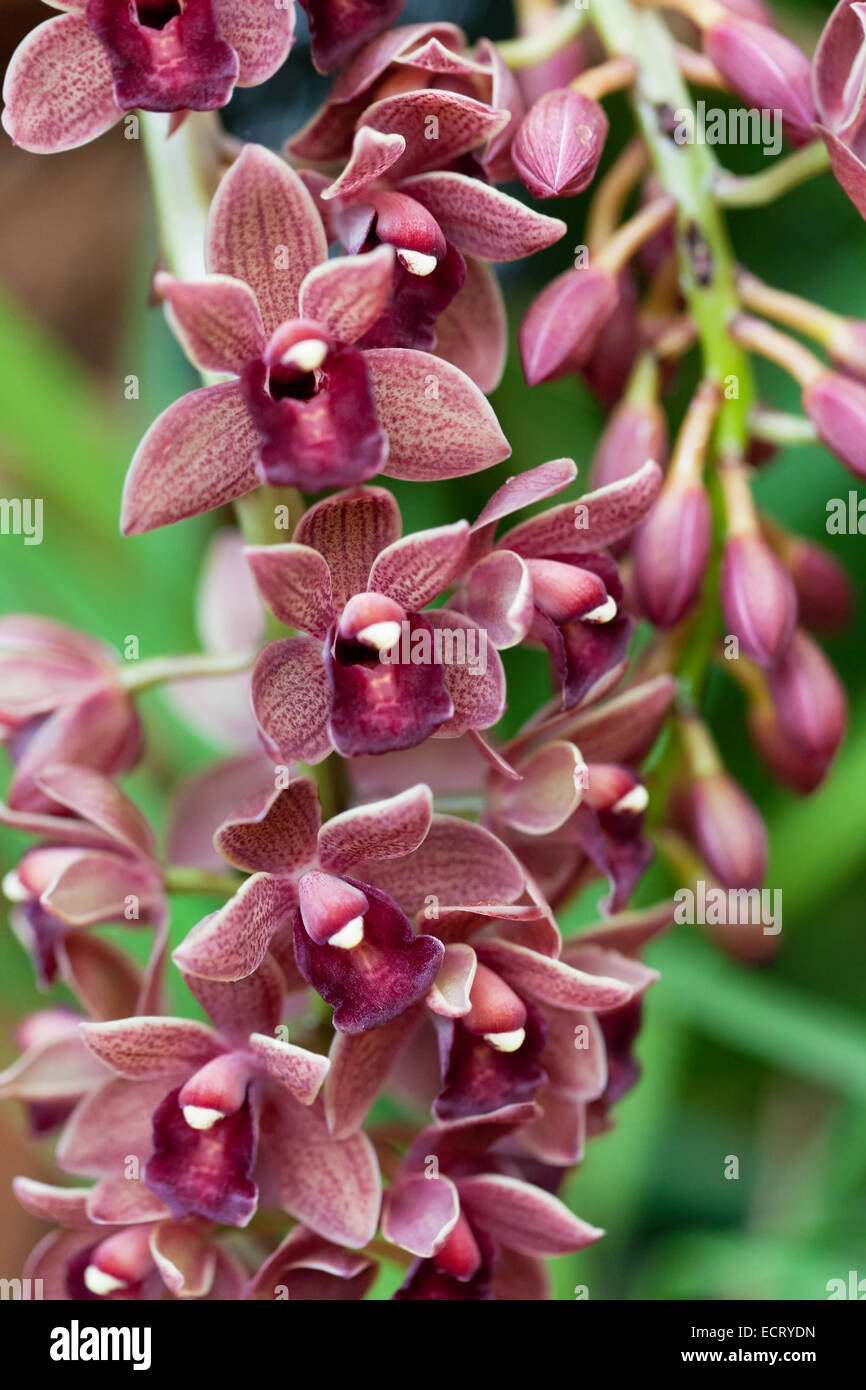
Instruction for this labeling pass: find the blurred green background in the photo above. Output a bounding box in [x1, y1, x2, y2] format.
[0, 0, 863, 1299]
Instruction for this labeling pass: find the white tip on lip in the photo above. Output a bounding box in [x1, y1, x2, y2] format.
[357, 620, 402, 652]
[397, 249, 439, 277]
[484, 1028, 526, 1053]
[582, 596, 618, 624]
[83, 1265, 128, 1297]
[2, 869, 29, 903]
[614, 785, 649, 815]
[182, 1105, 225, 1131]
[327, 916, 365, 950]
[281, 338, 328, 373]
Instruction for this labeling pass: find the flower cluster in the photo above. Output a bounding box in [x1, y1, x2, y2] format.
[0, 0, 861, 1300]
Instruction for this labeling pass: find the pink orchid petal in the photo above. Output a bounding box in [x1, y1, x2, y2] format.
[474, 939, 633, 1011]
[87, 1176, 169, 1224]
[40, 851, 163, 927]
[58, 933, 144, 1023]
[427, 942, 477, 1017]
[322, 128, 406, 201]
[245, 543, 335, 638]
[248, 1034, 329, 1104]
[294, 486, 402, 607]
[383, 1173, 461, 1257]
[398, 36, 489, 78]
[369, 521, 469, 609]
[366, 349, 510, 480]
[317, 784, 433, 873]
[564, 944, 660, 1000]
[13, 1177, 93, 1230]
[149, 1220, 217, 1298]
[492, 741, 587, 835]
[358, 90, 511, 179]
[817, 124, 866, 219]
[207, 144, 327, 336]
[456, 1174, 604, 1255]
[302, 0, 405, 73]
[212, 0, 296, 86]
[215, 778, 321, 876]
[424, 610, 506, 736]
[7, 685, 142, 815]
[433, 256, 507, 394]
[286, 96, 364, 163]
[57, 1076, 168, 1177]
[168, 754, 275, 873]
[330, 23, 465, 103]
[79, 1017, 223, 1079]
[542, 1006, 608, 1100]
[173, 873, 299, 982]
[492, 1247, 551, 1301]
[246, 1225, 376, 1300]
[298, 244, 396, 345]
[472, 457, 578, 536]
[523, 673, 676, 766]
[404, 172, 566, 261]
[251, 637, 332, 765]
[0, 650, 103, 725]
[35, 763, 156, 859]
[182, 955, 286, 1044]
[323, 1005, 425, 1137]
[0, 1035, 107, 1102]
[156, 272, 266, 375]
[519, 1087, 585, 1165]
[478, 38, 525, 182]
[260, 1092, 381, 1247]
[462, 550, 534, 648]
[575, 900, 675, 955]
[0, 799, 117, 853]
[1, 14, 121, 154]
[499, 459, 663, 557]
[121, 381, 259, 535]
[356, 815, 525, 916]
[23, 1230, 106, 1300]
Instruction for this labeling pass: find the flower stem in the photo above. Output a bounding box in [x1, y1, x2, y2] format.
[119, 648, 258, 692]
[497, 1, 590, 69]
[713, 141, 831, 208]
[164, 866, 243, 897]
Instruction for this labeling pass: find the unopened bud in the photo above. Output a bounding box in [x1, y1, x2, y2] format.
[513, 88, 608, 199]
[802, 372, 866, 481]
[519, 267, 618, 387]
[720, 533, 797, 667]
[702, 17, 816, 145]
[634, 482, 713, 628]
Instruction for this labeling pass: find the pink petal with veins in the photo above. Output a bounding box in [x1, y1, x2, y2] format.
[121, 382, 259, 535]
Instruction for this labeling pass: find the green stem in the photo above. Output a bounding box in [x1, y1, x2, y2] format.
[120, 647, 258, 692]
[713, 140, 831, 208]
[164, 866, 242, 896]
[749, 408, 818, 447]
[497, 2, 590, 69]
[140, 112, 219, 284]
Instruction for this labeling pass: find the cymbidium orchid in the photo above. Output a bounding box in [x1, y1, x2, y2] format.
[2, 0, 862, 1305]
[2, 0, 297, 153]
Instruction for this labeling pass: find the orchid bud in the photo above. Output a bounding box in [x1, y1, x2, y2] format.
[591, 399, 669, 491]
[802, 371, 866, 481]
[519, 267, 618, 386]
[679, 715, 768, 889]
[634, 482, 713, 628]
[765, 630, 847, 788]
[702, 16, 816, 145]
[761, 522, 853, 633]
[688, 769, 768, 890]
[720, 533, 797, 667]
[513, 88, 608, 200]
